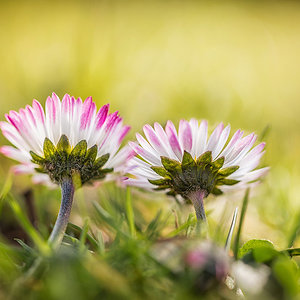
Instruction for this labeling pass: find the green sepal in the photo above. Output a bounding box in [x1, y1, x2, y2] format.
[34, 167, 47, 174]
[166, 190, 176, 197]
[99, 168, 113, 174]
[56, 134, 71, 154]
[161, 156, 181, 173]
[196, 151, 212, 165]
[92, 174, 107, 180]
[217, 178, 240, 186]
[70, 140, 87, 158]
[94, 153, 110, 169]
[211, 187, 223, 195]
[30, 151, 45, 164]
[218, 166, 239, 176]
[43, 138, 56, 159]
[213, 156, 224, 169]
[85, 145, 98, 163]
[148, 178, 169, 186]
[181, 151, 196, 169]
[36, 135, 114, 185]
[151, 166, 169, 177]
[154, 186, 169, 191]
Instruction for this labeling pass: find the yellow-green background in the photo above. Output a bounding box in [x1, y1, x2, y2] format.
[0, 0, 299, 247]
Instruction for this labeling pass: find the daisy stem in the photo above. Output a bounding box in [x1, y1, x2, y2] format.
[188, 189, 207, 222]
[9, 178, 75, 296]
[48, 177, 75, 248]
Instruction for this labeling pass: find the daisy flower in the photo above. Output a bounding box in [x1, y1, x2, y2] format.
[126, 119, 268, 221]
[0, 93, 131, 185]
[0, 93, 131, 246]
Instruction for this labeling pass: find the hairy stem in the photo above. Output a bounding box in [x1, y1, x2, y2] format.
[9, 178, 75, 297]
[48, 177, 75, 248]
[188, 190, 207, 222]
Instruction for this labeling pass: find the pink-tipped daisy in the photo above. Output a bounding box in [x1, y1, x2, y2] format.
[126, 119, 268, 221]
[0, 93, 132, 186]
[0, 93, 132, 247]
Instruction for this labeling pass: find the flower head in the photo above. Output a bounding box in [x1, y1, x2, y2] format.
[126, 119, 268, 199]
[0, 93, 132, 185]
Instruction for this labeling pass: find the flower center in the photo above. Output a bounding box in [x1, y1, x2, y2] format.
[30, 135, 112, 185]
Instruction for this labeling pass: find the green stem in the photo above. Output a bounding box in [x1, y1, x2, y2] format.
[188, 189, 207, 222]
[48, 177, 75, 248]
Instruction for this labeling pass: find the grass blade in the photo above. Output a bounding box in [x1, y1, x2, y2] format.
[67, 222, 98, 249]
[283, 248, 300, 257]
[93, 201, 128, 238]
[79, 218, 89, 252]
[287, 212, 300, 248]
[7, 194, 50, 256]
[234, 189, 249, 259]
[167, 213, 196, 238]
[225, 207, 238, 252]
[97, 231, 105, 255]
[126, 187, 135, 237]
[0, 172, 12, 215]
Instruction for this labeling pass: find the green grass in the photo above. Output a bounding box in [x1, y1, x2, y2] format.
[0, 183, 299, 299]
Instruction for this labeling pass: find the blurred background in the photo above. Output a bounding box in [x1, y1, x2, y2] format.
[0, 0, 300, 248]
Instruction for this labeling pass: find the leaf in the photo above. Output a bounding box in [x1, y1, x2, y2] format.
[94, 153, 110, 169]
[238, 239, 274, 259]
[151, 166, 169, 177]
[218, 166, 239, 177]
[71, 140, 87, 158]
[56, 134, 71, 154]
[160, 156, 181, 173]
[85, 145, 98, 163]
[43, 138, 56, 159]
[30, 151, 45, 164]
[196, 151, 212, 165]
[273, 257, 299, 295]
[217, 178, 240, 186]
[213, 156, 224, 169]
[253, 247, 279, 263]
[181, 151, 195, 169]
